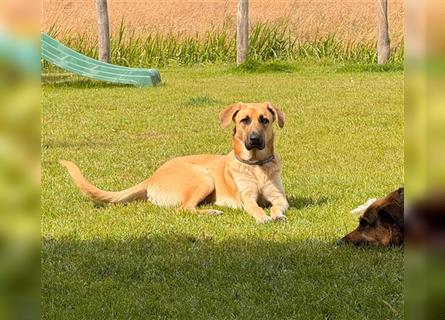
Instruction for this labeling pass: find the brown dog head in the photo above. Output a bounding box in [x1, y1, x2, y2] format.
[338, 188, 404, 246]
[219, 102, 285, 160]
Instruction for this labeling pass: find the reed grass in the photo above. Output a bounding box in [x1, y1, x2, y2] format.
[43, 20, 404, 69]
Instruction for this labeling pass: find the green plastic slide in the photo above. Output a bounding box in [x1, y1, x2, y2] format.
[41, 33, 161, 86]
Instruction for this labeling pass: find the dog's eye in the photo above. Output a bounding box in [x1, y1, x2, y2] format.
[359, 218, 369, 228]
[240, 117, 251, 125]
[260, 117, 269, 125]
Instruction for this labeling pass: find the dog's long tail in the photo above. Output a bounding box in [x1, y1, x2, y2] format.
[59, 160, 148, 204]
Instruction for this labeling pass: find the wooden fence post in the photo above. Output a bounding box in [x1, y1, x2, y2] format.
[96, 0, 110, 63]
[377, 0, 390, 64]
[237, 0, 249, 65]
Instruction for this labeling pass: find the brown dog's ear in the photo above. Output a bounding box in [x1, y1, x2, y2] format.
[397, 187, 404, 204]
[378, 203, 404, 230]
[219, 103, 243, 129]
[266, 102, 285, 128]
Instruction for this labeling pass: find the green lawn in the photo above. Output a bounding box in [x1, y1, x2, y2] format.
[42, 63, 404, 319]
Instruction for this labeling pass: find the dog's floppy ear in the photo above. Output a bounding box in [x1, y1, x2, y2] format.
[220, 103, 243, 129]
[351, 198, 376, 214]
[378, 203, 404, 230]
[266, 102, 285, 128]
[397, 187, 404, 204]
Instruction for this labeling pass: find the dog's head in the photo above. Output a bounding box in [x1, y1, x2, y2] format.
[338, 188, 404, 246]
[219, 102, 285, 158]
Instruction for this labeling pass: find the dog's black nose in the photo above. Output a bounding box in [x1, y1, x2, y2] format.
[245, 132, 265, 150]
[336, 239, 345, 245]
[249, 132, 261, 143]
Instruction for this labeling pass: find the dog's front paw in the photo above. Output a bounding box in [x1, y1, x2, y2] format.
[208, 209, 224, 215]
[200, 209, 224, 215]
[271, 213, 287, 221]
[255, 215, 273, 224]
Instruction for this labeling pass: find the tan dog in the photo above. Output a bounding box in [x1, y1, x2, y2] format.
[60, 102, 289, 223]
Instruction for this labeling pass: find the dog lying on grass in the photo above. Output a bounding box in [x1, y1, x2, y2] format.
[60, 102, 289, 223]
[338, 188, 404, 246]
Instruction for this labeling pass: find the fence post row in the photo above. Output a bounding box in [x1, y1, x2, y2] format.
[377, 0, 390, 64]
[237, 0, 249, 65]
[94, 0, 391, 66]
[96, 0, 111, 63]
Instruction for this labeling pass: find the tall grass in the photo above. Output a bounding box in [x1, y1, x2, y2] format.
[44, 20, 404, 69]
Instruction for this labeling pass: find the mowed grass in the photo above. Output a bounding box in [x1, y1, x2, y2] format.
[42, 63, 404, 319]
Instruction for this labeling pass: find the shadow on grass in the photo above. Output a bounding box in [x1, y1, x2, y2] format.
[42, 138, 112, 149]
[56, 195, 329, 212]
[41, 73, 153, 89]
[335, 63, 403, 73]
[232, 59, 297, 74]
[42, 234, 402, 319]
[185, 95, 222, 106]
[287, 195, 329, 209]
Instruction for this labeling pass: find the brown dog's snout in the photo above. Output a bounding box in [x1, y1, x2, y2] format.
[245, 131, 265, 150]
[337, 229, 370, 246]
[337, 230, 356, 245]
[336, 238, 345, 245]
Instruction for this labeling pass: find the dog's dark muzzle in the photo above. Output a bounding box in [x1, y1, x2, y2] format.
[337, 230, 377, 246]
[245, 132, 265, 150]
